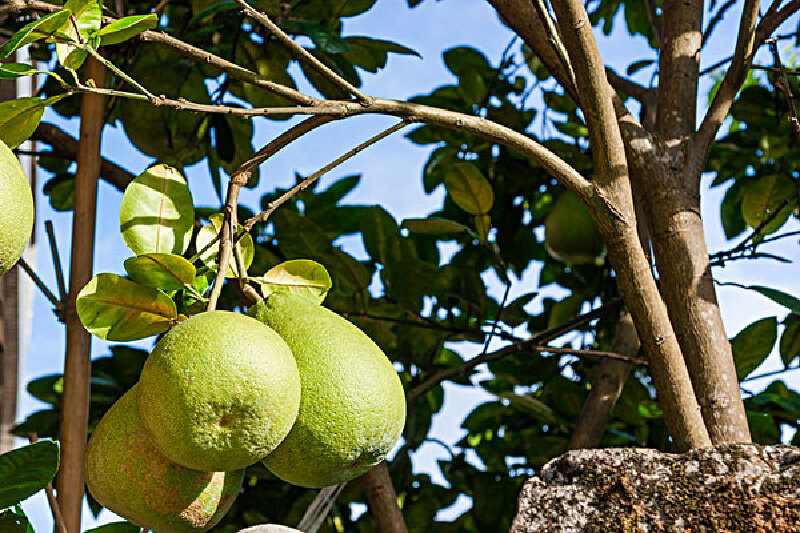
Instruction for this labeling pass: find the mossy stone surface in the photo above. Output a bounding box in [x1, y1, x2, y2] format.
[249, 294, 406, 488]
[85, 385, 243, 533]
[0, 139, 33, 275]
[137, 311, 301, 471]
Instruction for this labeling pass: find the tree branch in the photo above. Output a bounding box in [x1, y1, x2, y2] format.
[693, 0, 760, 183]
[30, 123, 135, 191]
[233, 0, 370, 104]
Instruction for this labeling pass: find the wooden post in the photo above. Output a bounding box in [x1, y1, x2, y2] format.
[0, 52, 20, 454]
[56, 55, 106, 533]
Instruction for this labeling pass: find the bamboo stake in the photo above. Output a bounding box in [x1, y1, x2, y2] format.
[56, 55, 106, 533]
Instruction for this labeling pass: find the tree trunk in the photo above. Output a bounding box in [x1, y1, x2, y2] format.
[569, 313, 638, 449]
[57, 55, 106, 533]
[361, 461, 408, 533]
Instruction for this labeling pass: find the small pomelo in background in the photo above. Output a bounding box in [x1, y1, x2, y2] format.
[543, 192, 604, 266]
[137, 311, 301, 471]
[0, 139, 34, 275]
[85, 385, 243, 533]
[249, 293, 406, 488]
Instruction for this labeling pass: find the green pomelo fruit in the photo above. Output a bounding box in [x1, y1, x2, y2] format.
[543, 192, 604, 265]
[117, 45, 210, 166]
[248, 294, 406, 488]
[238, 526, 302, 533]
[0, 139, 34, 276]
[85, 385, 243, 533]
[137, 310, 301, 471]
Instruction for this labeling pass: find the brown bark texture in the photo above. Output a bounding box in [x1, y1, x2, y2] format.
[0, 62, 20, 454]
[568, 313, 639, 450]
[360, 461, 408, 533]
[56, 55, 106, 533]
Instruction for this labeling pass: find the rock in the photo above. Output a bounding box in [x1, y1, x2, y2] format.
[511, 445, 800, 533]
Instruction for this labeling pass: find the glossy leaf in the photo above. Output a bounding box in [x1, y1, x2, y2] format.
[0, 95, 68, 148]
[56, 0, 102, 70]
[731, 317, 778, 379]
[258, 259, 332, 304]
[76, 273, 177, 341]
[98, 14, 158, 46]
[0, 10, 71, 59]
[740, 174, 795, 235]
[744, 285, 800, 314]
[0, 63, 64, 82]
[123, 253, 196, 291]
[119, 165, 195, 256]
[0, 440, 59, 508]
[195, 213, 254, 278]
[444, 162, 494, 215]
[0, 506, 34, 533]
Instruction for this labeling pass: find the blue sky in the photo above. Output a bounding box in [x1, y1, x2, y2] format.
[13, 1, 800, 530]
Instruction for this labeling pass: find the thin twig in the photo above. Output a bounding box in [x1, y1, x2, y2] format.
[242, 120, 409, 231]
[27, 435, 67, 533]
[45, 220, 67, 305]
[741, 363, 800, 382]
[234, 0, 370, 104]
[17, 257, 61, 310]
[702, 0, 737, 48]
[405, 299, 623, 403]
[768, 38, 800, 143]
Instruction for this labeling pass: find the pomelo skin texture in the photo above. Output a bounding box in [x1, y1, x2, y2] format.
[0, 139, 33, 276]
[248, 294, 406, 488]
[85, 385, 244, 533]
[137, 311, 301, 471]
[543, 192, 604, 265]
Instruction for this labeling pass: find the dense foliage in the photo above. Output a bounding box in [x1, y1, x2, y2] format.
[1, 0, 799, 531]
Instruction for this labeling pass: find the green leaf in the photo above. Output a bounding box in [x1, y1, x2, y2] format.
[258, 259, 332, 304]
[76, 273, 178, 341]
[743, 286, 800, 314]
[282, 20, 351, 54]
[625, 59, 653, 76]
[195, 213, 254, 278]
[98, 13, 158, 46]
[119, 165, 195, 256]
[123, 253, 197, 291]
[0, 63, 64, 83]
[780, 314, 800, 367]
[402, 218, 470, 235]
[444, 162, 494, 215]
[0, 10, 72, 59]
[474, 214, 491, 242]
[0, 95, 69, 148]
[0, 440, 59, 509]
[0, 506, 34, 533]
[83, 521, 140, 533]
[731, 317, 778, 379]
[740, 175, 796, 235]
[342, 36, 419, 74]
[56, 0, 102, 70]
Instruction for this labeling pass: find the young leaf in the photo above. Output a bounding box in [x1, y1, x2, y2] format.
[123, 253, 196, 291]
[76, 273, 178, 341]
[444, 162, 494, 215]
[0, 63, 64, 83]
[0, 10, 72, 59]
[258, 259, 332, 304]
[195, 213, 254, 278]
[731, 316, 778, 379]
[56, 0, 102, 70]
[98, 14, 158, 46]
[0, 95, 69, 148]
[119, 165, 195, 256]
[0, 440, 59, 509]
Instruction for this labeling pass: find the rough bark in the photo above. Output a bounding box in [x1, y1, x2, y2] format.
[56, 55, 106, 533]
[568, 313, 638, 450]
[361, 461, 408, 533]
[512, 445, 800, 532]
[548, 1, 709, 451]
